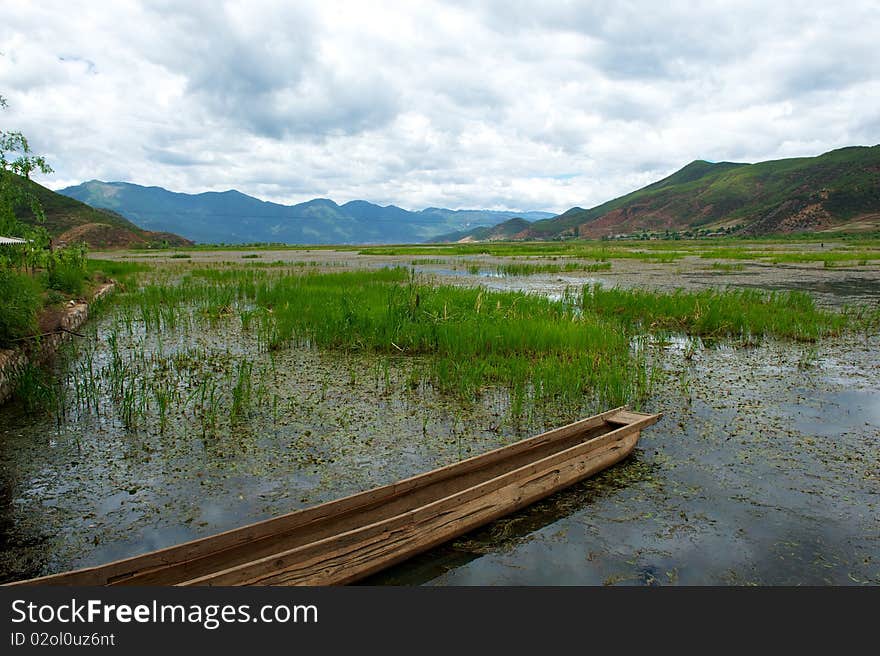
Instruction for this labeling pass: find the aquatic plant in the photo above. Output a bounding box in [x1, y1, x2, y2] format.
[580, 284, 847, 342]
[493, 261, 612, 276]
[709, 262, 745, 272]
[20, 254, 863, 438]
[12, 363, 57, 415]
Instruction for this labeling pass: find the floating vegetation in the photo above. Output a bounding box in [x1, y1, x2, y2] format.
[5, 256, 869, 444]
[10, 259, 859, 437]
[2, 247, 877, 586]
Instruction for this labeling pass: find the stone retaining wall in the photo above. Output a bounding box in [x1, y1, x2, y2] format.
[0, 282, 115, 405]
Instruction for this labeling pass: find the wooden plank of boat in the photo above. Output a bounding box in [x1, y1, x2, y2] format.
[7, 406, 660, 586]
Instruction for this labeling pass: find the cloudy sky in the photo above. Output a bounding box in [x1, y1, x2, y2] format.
[2, 1, 878, 213]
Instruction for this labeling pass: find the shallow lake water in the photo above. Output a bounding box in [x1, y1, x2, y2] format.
[1, 255, 878, 585]
[368, 333, 879, 585]
[0, 298, 588, 582]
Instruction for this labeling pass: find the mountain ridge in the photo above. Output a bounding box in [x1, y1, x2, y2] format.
[58, 181, 555, 244]
[7, 175, 192, 248]
[434, 145, 880, 242]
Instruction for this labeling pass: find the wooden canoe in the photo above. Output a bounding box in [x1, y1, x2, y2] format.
[9, 406, 660, 586]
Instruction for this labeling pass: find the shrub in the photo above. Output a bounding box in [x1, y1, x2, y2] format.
[0, 269, 41, 345]
[48, 261, 86, 295]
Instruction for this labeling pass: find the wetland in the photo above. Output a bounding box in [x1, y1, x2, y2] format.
[1, 240, 878, 585]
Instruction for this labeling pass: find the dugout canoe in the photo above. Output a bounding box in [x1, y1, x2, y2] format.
[10, 406, 660, 586]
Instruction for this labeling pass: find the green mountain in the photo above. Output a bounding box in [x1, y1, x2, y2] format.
[58, 181, 554, 244]
[7, 175, 191, 248]
[437, 145, 880, 241]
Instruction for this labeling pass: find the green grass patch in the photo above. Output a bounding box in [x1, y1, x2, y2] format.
[359, 238, 879, 267]
[86, 259, 152, 289]
[699, 248, 880, 265]
[86, 259, 152, 277]
[101, 263, 857, 418]
[768, 251, 879, 265]
[105, 266, 650, 409]
[47, 262, 87, 295]
[581, 285, 846, 342]
[56, 253, 866, 430]
[494, 261, 612, 276]
[0, 269, 41, 345]
[252, 270, 643, 407]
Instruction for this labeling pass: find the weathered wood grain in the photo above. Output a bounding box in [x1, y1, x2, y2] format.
[7, 407, 660, 586]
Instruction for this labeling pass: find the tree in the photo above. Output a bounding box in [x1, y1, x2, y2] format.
[0, 94, 54, 238]
[1, 95, 54, 273]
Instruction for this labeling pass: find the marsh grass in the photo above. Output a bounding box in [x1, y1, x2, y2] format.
[360, 239, 879, 269]
[699, 248, 880, 266]
[230, 360, 253, 423]
[581, 284, 846, 342]
[16, 256, 862, 432]
[13, 363, 58, 415]
[33, 266, 654, 425]
[86, 260, 150, 275]
[709, 262, 745, 272]
[363, 243, 687, 263]
[494, 261, 612, 276]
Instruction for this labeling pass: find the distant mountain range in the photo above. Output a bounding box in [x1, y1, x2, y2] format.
[9, 175, 191, 248]
[57, 181, 554, 244]
[23, 144, 880, 248]
[434, 145, 880, 242]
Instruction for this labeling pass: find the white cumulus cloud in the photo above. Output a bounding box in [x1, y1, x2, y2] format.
[1, 0, 878, 212]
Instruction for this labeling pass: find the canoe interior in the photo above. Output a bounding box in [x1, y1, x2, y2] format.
[9, 407, 660, 586]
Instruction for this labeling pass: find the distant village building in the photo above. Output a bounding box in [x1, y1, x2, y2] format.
[0, 236, 28, 246]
